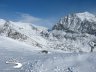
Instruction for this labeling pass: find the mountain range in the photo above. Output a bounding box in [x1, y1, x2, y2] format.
[0, 12, 96, 53]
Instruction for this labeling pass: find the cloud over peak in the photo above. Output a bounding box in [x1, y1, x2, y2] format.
[19, 13, 43, 23]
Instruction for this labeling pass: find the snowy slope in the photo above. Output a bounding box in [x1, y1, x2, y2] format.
[0, 36, 96, 72]
[0, 36, 41, 52]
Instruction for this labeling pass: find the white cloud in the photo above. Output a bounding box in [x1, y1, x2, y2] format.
[16, 13, 57, 28]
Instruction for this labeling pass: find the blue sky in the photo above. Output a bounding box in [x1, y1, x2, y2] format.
[0, 0, 96, 28]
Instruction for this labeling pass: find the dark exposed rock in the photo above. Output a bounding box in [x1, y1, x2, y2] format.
[41, 50, 48, 54]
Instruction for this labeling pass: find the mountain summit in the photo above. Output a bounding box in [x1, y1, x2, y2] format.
[76, 12, 96, 21]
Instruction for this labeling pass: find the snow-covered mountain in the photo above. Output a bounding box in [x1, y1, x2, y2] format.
[0, 19, 48, 48]
[53, 12, 96, 35]
[0, 12, 96, 52]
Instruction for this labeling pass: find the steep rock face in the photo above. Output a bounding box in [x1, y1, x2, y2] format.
[52, 12, 96, 35]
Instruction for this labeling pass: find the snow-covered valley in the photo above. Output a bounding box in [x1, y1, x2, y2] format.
[0, 12, 96, 72]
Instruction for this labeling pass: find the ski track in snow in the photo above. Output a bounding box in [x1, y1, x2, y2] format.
[5, 61, 22, 68]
